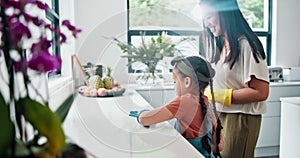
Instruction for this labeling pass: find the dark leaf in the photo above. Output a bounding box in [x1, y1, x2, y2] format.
[151, 37, 155, 43]
[5, 140, 31, 157]
[55, 93, 76, 123]
[156, 36, 162, 43]
[0, 94, 15, 157]
[17, 98, 65, 155]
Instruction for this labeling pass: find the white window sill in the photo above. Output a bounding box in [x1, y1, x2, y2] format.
[48, 76, 72, 95]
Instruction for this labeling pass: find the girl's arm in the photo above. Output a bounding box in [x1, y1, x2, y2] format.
[139, 107, 174, 126]
[232, 75, 269, 104]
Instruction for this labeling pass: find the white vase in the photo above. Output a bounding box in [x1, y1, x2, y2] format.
[135, 71, 164, 85]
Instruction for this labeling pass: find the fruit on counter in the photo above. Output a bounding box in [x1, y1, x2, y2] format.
[97, 88, 107, 96]
[83, 89, 90, 96]
[113, 80, 120, 87]
[87, 66, 104, 89]
[103, 66, 113, 89]
[89, 75, 104, 89]
[89, 89, 98, 97]
[78, 66, 125, 97]
[94, 76, 104, 89]
[78, 86, 89, 93]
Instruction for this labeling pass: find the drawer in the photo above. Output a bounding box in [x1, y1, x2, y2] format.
[264, 101, 281, 117]
[256, 117, 280, 147]
[268, 86, 300, 101]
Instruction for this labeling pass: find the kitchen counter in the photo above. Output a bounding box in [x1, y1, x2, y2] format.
[131, 81, 300, 90]
[269, 81, 300, 87]
[63, 86, 204, 157]
[280, 96, 300, 105]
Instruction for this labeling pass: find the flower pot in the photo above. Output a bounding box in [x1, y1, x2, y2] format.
[135, 71, 164, 85]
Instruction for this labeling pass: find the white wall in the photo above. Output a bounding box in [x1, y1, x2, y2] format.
[59, 0, 76, 77]
[272, 0, 300, 67]
[74, 0, 130, 84]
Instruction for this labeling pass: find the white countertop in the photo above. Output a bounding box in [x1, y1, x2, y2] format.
[63, 87, 203, 157]
[280, 97, 300, 105]
[270, 81, 300, 87]
[131, 81, 300, 91]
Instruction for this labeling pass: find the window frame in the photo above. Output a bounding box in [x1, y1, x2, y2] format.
[45, 0, 61, 77]
[127, 30, 203, 73]
[127, 0, 272, 72]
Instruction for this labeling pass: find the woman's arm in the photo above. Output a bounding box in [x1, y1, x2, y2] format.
[139, 107, 174, 126]
[232, 75, 269, 104]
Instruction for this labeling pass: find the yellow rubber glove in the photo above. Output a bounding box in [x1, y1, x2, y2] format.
[204, 89, 233, 106]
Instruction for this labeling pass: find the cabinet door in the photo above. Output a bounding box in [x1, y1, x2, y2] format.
[280, 101, 300, 158]
[263, 101, 281, 117]
[256, 117, 280, 147]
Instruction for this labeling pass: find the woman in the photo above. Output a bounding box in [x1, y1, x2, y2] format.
[199, 0, 269, 157]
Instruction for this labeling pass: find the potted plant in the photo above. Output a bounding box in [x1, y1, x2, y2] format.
[0, 1, 81, 157]
[113, 31, 192, 84]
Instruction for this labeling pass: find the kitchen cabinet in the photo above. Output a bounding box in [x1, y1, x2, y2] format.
[279, 97, 300, 158]
[134, 82, 300, 157]
[255, 82, 300, 157]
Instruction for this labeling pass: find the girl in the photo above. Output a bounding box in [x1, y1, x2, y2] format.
[129, 56, 223, 158]
[199, 0, 269, 157]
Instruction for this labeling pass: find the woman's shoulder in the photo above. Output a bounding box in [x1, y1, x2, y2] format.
[237, 35, 252, 55]
[238, 35, 249, 45]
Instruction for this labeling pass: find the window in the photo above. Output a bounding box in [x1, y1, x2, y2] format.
[237, 0, 272, 65]
[128, 0, 202, 73]
[127, 0, 272, 73]
[45, 0, 61, 77]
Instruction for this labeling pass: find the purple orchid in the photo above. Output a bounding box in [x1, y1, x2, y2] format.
[28, 51, 62, 72]
[31, 37, 52, 54]
[23, 13, 43, 26]
[10, 21, 32, 42]
[0, 1, 81, 157]
[28, 38, 61, 72]
[6, 0, 37, 10]
[35, 0, 49, 11]
[62, 20, 82, 38]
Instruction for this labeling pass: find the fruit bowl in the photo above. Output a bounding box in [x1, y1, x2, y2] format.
[78, 86, 126, 97]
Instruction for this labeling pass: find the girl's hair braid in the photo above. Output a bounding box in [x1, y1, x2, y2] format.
[210, 79, 223, 158]
[194, 56, 222, 158]
[199, 85, 212, 157]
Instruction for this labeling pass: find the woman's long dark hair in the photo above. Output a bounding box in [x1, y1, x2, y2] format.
[200, 0, 266, 69]
[172, 56, 223, 157]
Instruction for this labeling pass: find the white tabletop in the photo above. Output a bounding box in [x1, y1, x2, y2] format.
[63, 87, 204, 157]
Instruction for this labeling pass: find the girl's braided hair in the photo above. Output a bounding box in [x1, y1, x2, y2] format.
[171, 55, 223, 158]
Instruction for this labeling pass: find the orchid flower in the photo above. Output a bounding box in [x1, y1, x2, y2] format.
[0, 1, 81, 157]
